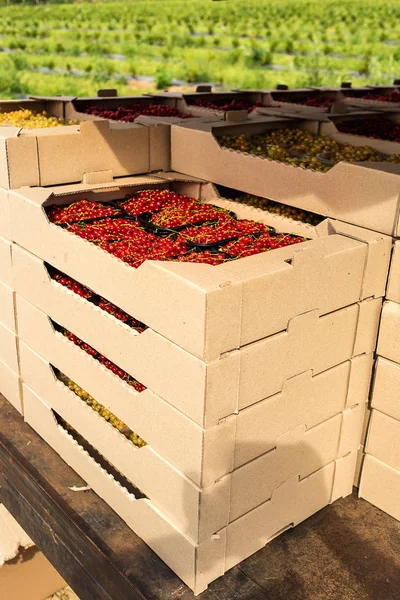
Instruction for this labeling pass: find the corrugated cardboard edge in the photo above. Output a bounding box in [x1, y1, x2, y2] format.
[387, 240, 400, 303]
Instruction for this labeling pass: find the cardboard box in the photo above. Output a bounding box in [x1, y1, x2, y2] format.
[377, 301, 400, 365]
[0, 97, 70, 120]
[0, 357, 22, 414]
[0, 236, 13, 286]
[20, 341, 231, 544]
[359, 407, 400, 521]
[153, 90, 271, 121]
[371, 357, 400, 421]
[21, 354, 359, 544]
[0, 279, 15, 333]
[48, 93, 220, 125]
[387, 240, 400, 304]
[0, 321, 18, 373]
[19, 325, 368, 494]
[233, 353, 372, 467]
[359, 455, 400, 521]
[0, 547, 65, 600]
[0, 504, 33, 565]
[16, 293, 381, 426]
[225, 452, 357, 572]
[18, 330, 235, 490]
[12, 234, 385, 419]
[23, 345, 362, 542]
[319, 112, 400, 156]
[365, 410, 400, 472]
[249, 88, 362, 117]
[230, 402, 364, 520]
[343, 87, 400, 112]
[170, 119, 400, 236]
[24, 386, 356, 595]
[0, 119, 169, 189]
[9, 173, 391, 362]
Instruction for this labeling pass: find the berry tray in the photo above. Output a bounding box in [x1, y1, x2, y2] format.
[9, 174, 391, 362]
[138, 207, 237, 234]
[0, 119, 170, 189]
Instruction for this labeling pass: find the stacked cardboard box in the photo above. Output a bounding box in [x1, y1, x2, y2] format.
[4, 165, 391, 593]
[0, 98, 170, 414]
[169, 113, 400, 517]
[0, 96, 399, 594]
[359, 241, 400, 520]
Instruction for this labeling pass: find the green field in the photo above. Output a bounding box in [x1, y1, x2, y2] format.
[0, 0, 399, 98]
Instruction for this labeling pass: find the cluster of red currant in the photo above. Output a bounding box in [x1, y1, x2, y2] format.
[61, 327, 146, 393]
[224, 232, 305, 258]
[193, 98, 265, 113]
[63, 329, 98, 357]
[277, 96, 335, 108]
[121, 189, 194, 216]
[50, 267, 147, 332]
[65, 218, 188, 267]
[356, 91, 400, 104]
[48, 189, 306, 268]
[183, 217, 269, 245]
[337, 117, 400, 143]
[150, 203, 226, 229]
[98, 299, 146, 331]
[46, 200, 121, 224]
[66, 218, 145, 244]
[52, 271, 93, 299]
[83, 103, 191, 122]
[177, 250, 229, 265]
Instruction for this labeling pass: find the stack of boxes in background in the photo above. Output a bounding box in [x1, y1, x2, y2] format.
[0, 87, 399, 595]
[359, 240, 400, 520]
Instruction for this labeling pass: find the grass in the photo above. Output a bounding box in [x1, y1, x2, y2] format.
[0, 0, 398, 98]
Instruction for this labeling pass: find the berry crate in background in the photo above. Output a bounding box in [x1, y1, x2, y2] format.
[0, 117, 169, 189]
[30, 91, 222, 125]
[343, 86, 400, 111]
[359, 295, 400, 521]
[149, 89, 273, 121]
[319, 112, 400, 157]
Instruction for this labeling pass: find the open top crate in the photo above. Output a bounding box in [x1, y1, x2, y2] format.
[170, 118, 400, 235]
[8, 172, 391, 363]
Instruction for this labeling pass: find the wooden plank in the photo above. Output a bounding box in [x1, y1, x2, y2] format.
[0, 395, 267, 600]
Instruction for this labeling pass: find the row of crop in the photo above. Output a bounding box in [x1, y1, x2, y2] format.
[2, 0, 399, 41]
